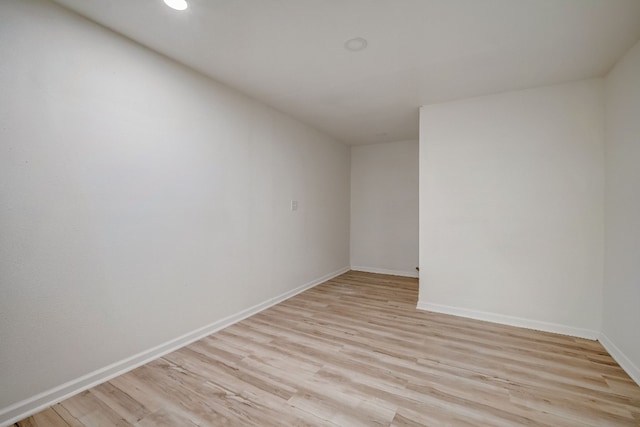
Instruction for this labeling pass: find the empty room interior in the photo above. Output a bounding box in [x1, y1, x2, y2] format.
[2, 0, 640, 425]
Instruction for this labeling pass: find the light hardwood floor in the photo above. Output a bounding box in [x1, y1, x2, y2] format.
[16, 271, 640, 426]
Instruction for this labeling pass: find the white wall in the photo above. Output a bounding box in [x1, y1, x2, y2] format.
[602, 39, 640, 383]
[350, 140, 419, 277]
[419, 80, 605, 337]
[0, 0, 350, 421]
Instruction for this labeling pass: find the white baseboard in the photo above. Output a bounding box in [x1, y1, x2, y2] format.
[0, 266, 350, 427]
[351, 265, 419, 278]
[417, 301, 599, 340]
[598, 333, 640, 386]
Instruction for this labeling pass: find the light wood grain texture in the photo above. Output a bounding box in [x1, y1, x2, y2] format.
[16, 271, 640, 426]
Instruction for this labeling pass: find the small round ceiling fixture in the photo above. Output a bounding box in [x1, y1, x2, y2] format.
[163, 0, 188, 11]
[344, 37, 368, 52]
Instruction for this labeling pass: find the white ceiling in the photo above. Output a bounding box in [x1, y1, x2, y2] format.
[52, 0, 640, 145]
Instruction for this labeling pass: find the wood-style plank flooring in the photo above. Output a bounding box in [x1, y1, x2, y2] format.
[17, 271, 640, 426]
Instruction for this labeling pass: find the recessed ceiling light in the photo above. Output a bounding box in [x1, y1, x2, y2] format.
[163, 0, 188, 11]
[344, 37, 368, 52]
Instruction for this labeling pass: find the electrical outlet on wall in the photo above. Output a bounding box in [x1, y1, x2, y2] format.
[290, 200, 298, 211]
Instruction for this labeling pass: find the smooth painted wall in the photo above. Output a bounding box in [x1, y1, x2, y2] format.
[350, 140, 419, 277]
[0, 0, 350, 413]
[419, 80, 604, 335]
[603, 39, 640, 380]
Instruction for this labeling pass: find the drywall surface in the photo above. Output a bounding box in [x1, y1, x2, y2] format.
[0, 0, 349, 415]
[419, 80, 604, 336]
[603, 39, 640, 381]
[350, 140, 418, 277]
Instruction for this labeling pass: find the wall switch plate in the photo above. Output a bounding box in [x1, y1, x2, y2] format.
[291, 200, 298, 211]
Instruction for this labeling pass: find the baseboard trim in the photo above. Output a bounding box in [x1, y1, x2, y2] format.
[598, 333, 640, 386]
[417, 301, 599, 340]
[351, 265, 418, 278]
[0, 266, 350, 427]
